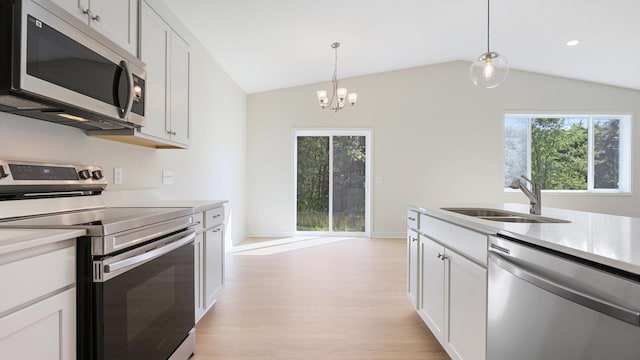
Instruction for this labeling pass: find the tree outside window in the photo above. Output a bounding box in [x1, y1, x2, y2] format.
[504, 115, 630, 192]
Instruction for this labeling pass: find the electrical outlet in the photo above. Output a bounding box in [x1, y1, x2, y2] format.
[113, 168, 123, 184]
[162, 170, 174, 185]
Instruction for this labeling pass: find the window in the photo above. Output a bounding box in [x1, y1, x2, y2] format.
[504, 114, 631, 192]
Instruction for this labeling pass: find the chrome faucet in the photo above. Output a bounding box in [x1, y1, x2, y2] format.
[509, 175, 541, 215]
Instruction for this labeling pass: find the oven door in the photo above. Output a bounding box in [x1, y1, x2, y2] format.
[91, 231, 195, 360]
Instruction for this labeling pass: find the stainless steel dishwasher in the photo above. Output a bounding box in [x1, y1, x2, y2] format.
[487, 235, 640, 360]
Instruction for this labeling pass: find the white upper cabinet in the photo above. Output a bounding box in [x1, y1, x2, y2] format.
[140, 1, 169, 140]
[139, 0, 191, 148]
[51, 0, 138, 55]
[169, 32, 190, 146]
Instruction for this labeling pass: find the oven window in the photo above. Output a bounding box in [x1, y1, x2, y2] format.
[98, 242, 194, 360]
[127, 266, 176, 342]
[26, 15, 127, 107]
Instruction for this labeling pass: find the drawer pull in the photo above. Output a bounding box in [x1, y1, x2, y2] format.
[212, 228, 222, 233]
[212, 214, 221, 218]
[408, 217, 416, 221]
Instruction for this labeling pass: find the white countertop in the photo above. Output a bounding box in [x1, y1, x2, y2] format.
[0, 229, 86, 255]
[411, 203, 640, 276]
[107, 200, 227, 212]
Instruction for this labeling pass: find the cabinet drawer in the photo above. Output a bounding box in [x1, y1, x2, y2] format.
[193, 212, 204, 233]
[420, 214, 487, 265]
[407, 210, 419, 230]
[204, 207, 224, 228]
[0, 245, 75, 313]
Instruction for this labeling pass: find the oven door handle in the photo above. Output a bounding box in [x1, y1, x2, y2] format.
[101, 232, 195, 278]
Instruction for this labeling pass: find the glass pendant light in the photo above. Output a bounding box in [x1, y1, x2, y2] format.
[469, 0, 509, 88]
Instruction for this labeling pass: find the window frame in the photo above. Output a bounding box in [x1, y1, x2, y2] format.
[292, 128, 373, 237]
[503, 112, 633, 194]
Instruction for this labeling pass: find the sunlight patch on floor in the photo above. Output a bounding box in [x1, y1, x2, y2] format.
[229, 236, 356, 256]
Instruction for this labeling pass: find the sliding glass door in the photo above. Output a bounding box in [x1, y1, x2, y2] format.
[295, 130, 371, 236]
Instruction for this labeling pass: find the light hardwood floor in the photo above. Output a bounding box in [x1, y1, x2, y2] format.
[192, 237, 449, 360]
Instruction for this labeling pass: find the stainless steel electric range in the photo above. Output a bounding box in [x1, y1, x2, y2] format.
[0, 160, 197, 360]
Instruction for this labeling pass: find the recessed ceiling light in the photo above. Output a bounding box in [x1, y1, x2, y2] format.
[566, 39, 581, 47]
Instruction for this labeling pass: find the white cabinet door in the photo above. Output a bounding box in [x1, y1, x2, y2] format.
[418, 235, 445, 341]
[139, 1, 191, 147]
[140, 1, 169, 141]
[407, 229, 419, 307]
[204, 226, 224, 309]
[169, 32, 190, 145]
[0, 288, 76, 360]
[194, 232, 205, 322]
[51, 0, 137, 55]
[88, 0, 138, 55]
[446, 250, 487, 360]
[51, 0, 89, 22]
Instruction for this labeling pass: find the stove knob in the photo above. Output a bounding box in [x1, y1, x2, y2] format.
[78, 169, 91, 180]
[92, 170, 104, 180]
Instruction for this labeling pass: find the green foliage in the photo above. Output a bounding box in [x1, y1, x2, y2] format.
[296, 136, 329, 229]
[296, 135, 366, 232]
[593, 119, 620, 188]
[531, 118, 588, 190]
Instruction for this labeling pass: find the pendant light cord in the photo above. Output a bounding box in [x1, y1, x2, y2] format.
[487, 0, 491, 53]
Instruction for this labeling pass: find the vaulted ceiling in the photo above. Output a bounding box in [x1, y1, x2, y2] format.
[165, 0, 640, 94]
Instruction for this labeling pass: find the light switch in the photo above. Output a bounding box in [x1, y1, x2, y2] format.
[162, 170, 174, 185]
[113, 168, 123, 184]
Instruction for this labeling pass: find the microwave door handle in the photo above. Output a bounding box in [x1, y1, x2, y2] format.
[118, 60, 134, 119]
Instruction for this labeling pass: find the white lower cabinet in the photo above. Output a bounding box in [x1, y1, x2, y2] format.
[407, 229, 419, 307]
[446, 249, 487, 360]
[410, 210, 488, 360]
[194, 206, 225, 322]
[0, 288, 76, 360]
[204, 226, 224, 308]
[0, 239, 77, 360]
[418, 235, 445, 338]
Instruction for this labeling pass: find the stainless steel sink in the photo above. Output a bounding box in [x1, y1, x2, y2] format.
[441, 207, 570, 224]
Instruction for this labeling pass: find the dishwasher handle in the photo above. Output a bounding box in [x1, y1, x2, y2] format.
[489, 251, 640, 327]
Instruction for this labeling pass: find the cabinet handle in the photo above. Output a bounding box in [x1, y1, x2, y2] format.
[408, 217, 416, 221]
[212, 228, 222, 233]
[437, 253, 443, 259]
[166, 130, 177, 135]
[83, 8, 101, 21]
[194, 221, 202, 225]
[212, 214, 221, 218]
[411, 237, 417, 242]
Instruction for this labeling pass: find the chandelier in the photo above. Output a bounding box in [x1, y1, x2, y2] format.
[469, 0, 509, 88]
[316, 42, 358, 112]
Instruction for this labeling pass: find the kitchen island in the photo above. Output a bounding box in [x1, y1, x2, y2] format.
[407, 203, 640, 360]
[412, 203, 640, 276]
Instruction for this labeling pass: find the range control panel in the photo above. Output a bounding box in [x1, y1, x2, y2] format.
[0, 160, 108, 194]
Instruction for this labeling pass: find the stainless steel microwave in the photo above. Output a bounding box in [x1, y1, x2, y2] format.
[0, 0, 146, 130]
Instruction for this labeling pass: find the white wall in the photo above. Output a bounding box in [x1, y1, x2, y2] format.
[246, 61, 640, 238]
[0, 46, 248, 244]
